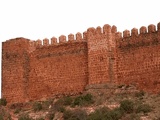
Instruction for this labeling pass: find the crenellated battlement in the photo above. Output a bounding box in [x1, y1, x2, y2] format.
[25, 31, 88, 51]
[116, 22, 160, 49]
[87, 24, 117, 39]
[3, 22, 144, 52]
[4, 22, 160, 54]
[4, 22, 160, 51]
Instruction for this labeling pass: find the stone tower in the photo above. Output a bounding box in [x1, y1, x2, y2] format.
[87, 24, 117, 84]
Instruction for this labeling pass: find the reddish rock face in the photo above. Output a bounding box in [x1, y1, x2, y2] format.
[2, 22, 160, 104]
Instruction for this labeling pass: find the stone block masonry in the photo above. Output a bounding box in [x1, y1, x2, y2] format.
[2, 22, 160, 103]
[115, 23, 160, 93]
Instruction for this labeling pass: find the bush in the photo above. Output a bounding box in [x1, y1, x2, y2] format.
[53, 99, 64, 112]
[33, 102, 42, 112]
[120, 100, 134, 113]
[14, 108, 21, 114]
[59, 106, 65, 113]
[18, 113, 33, 120]
[0, 98, 7, 106]
[42, 99, 52, 110]
[63, 96, 73, 106]
[87, 107, 110, 120]
[122, 113, 140, 120]
[73, 96, 84, 106]
[73, 94, 94, 106]
[83, 94, 93, 102]
[129, 113, 140, 120]
[136, 104, 152, 113]
[87, 107, 123, 120]
[63, 109, 87, 120]
[0, 115, 3, 120]
[53, 97, 72, 111]
[105, 108, 123, 120]
[135, 90, 145, 98]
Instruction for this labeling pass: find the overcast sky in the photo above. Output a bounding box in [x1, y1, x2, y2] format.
[0, 0, 160, 97]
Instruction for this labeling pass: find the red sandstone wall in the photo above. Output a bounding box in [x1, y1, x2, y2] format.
[2, 38, 31, 103]
[87, 24, 117, 84]
[27, 36, 88, 101]
[115, 23, 160, 93]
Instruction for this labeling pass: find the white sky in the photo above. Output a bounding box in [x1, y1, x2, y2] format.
[0, 0, 160, 97]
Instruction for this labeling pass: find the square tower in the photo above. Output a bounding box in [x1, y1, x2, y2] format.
[87, 24, 117, 84]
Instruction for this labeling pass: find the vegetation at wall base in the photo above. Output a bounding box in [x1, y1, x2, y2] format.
[46, 111, 55, 120]
[18, 113, 33, 120]
[135, 90, 145, 98]
[120, 100, 134, 113]
[73, 93, 94, 106]
[0, 84, 159, 119]
[32, 102, 42, 112]
[63, 109, 87, 120]
[136, 104, 152, 113]
[0, 98, 7, 106]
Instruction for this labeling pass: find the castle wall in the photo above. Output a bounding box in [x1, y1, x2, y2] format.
[2, 38, 31, 103]
[2, 22, 160, 104]
[27, 36, 88, 101]
[115, 23, 160, 93]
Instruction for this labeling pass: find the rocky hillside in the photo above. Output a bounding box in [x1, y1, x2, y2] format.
[0, 84, 160, 120]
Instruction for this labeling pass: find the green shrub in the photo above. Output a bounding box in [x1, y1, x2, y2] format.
[0, 98, 7, 106]
[42, 99, 52, 110]
[14, 108, 21, 114]
[122, 113, 140, 120]
[63, 109, 87, 120]
[136, 104, 152, 113]
[84, 94, 93, 102]
[18, 113, 33, 120]
[105, 108, 123, 120]
[33, 102, 42, 112]
[0, 115, 3, 120]
[87, 107, 123, 120]
[135, 90, 145, 98]
[63, 96, 73, 106]
[73, 94, 94, 106]
[87, 107, 110, 120]
[120, 100, 134, 113]
[73, 96, 83, 106]
[59, 106, 65, 113]
[53, 97, 72, 111]
[53, 99, 64, 112]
